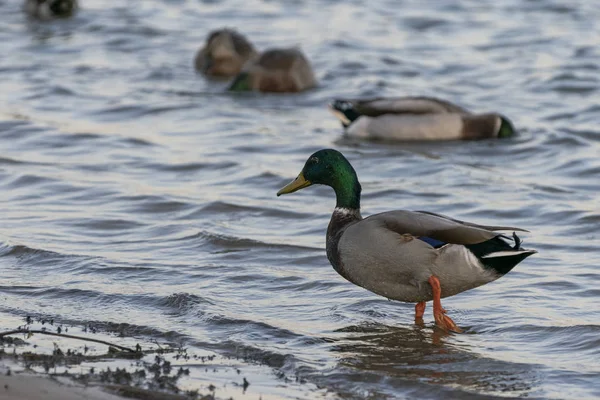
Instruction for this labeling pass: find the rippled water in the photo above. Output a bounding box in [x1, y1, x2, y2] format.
[0, 0, 599, 398]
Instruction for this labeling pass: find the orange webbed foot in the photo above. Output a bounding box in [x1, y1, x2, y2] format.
[415, 301, 426, 320]
[428, 275, 463, 334]
[433, 308, 463, 333]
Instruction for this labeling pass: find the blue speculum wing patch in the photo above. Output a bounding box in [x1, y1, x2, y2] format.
[418, 236, 447, 248]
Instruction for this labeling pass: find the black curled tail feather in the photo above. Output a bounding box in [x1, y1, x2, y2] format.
[465, 232, 535, 276]
[512, 232, 521, 249]
[330, 100, 361, 127]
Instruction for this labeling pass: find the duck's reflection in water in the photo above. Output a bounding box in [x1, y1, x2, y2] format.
[325, 323, 538, 398]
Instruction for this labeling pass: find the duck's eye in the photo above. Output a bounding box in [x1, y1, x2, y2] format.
[310, 157, 319, 164]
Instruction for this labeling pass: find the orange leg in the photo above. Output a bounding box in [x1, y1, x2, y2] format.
[415, 301, 426, 320]
[428, 276, 463, 333]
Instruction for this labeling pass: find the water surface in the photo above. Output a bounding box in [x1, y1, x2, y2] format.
[0, 0, 599, 398]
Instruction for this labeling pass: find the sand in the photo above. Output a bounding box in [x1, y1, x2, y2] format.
[0, 361, 198, 400]
[0, 371, 127, 400]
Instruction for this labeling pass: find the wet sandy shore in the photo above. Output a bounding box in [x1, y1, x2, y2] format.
[0, 366, 127, 400]
[0, 318, 328, 400]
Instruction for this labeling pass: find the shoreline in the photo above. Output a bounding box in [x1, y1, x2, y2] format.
[0, 317, 329, 400]
[0, 353, 210, 400]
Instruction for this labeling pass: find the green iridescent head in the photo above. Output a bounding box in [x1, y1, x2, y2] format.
[277, 149, 361, 209]
[497, 115, 516, 138]
[228, 72, 252, 91]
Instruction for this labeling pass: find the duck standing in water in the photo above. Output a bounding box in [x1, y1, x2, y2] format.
[24, 0, 78, 19]
[277, 149, 536, 332]
[195, 29, 258, 78]
[330, 97, 516, 141]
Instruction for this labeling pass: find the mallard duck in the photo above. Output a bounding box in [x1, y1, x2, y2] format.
[277, 149, 536, 332]
[195, 29, 258, 78]
[329, 97, 516, 140]
[228, 48, 317, 93]
[24, 0, 77, 19]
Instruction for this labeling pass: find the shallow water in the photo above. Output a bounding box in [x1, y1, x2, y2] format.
[0, 0, 599, 398]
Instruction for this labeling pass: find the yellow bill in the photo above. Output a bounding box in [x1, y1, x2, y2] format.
[277, 172, 312, 196]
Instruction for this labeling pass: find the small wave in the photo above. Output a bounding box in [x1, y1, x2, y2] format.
[3, 173, 57, 189]
[196, 200, 313, 219]
[69, 217, 146, 233]
[0, 285, 105, 300]
[173, 230, 320, 252]
[0, 243, 63, 259]
[488, 323, 600, 351]
[213, 341, 297, 370]
[117, 194, 193, 215]
[157, 293, 215, 312]
[147, 161, 238, 172]
[402, 16, 449, 32]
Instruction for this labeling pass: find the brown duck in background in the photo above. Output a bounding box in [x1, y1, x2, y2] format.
[195, 29, 258, 78]
[24, 0, 78, 19]
[195, 29, 316, 93]
[228, 47, 317, 93]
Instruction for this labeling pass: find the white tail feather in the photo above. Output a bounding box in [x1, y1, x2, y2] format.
[481, 250, 537, 259]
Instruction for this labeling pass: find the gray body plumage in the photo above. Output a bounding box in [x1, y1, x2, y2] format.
[332, 97, 509, 141]
[329, 209, 533, 302]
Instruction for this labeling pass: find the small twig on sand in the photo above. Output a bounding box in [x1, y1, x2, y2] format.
[0, 329, 137, 353]
[150, 339, 163, 350]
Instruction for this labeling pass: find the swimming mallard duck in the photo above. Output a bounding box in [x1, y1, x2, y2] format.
[228, 48, 317, 93]
[195, 29, 258, 78]
[24, 0, 77, 19]
[277, 149, 536, 332]
[329, 97, 516, 140]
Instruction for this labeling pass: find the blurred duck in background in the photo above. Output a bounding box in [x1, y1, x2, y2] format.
[228, 47, 316, 93]
[195, 29, 258, 78]
[195, 28, 316, 93]
[24, 0, 78, 19]
[330, 97, 515, 141]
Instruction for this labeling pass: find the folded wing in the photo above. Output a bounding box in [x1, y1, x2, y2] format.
[366, 210, 527, 245]
[351, 97, 470, 117]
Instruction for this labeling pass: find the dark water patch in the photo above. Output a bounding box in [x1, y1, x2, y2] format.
[0, 122, 49, 140]
[575, 288, 600, 297]
[68, 217, 146, 233]
[118, 136, 157, 147]
[0, 156, 46, 166]
[214, 341, 297, 370]
[201, 317, 303, 343]
[146, 160, 238, 172]
[117, 194, 193, 215]
[90, 105, 152, 121]
[562, 127, 600, 144]
[402, 16, 449, 32]
[548, 83, 598, 95]
[173, 230, 320, 253]
[197, 200, 313, 219]
[0, 243, 67, 259]
[0, 286, 108, 301]
[268, 278, 344, 293]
